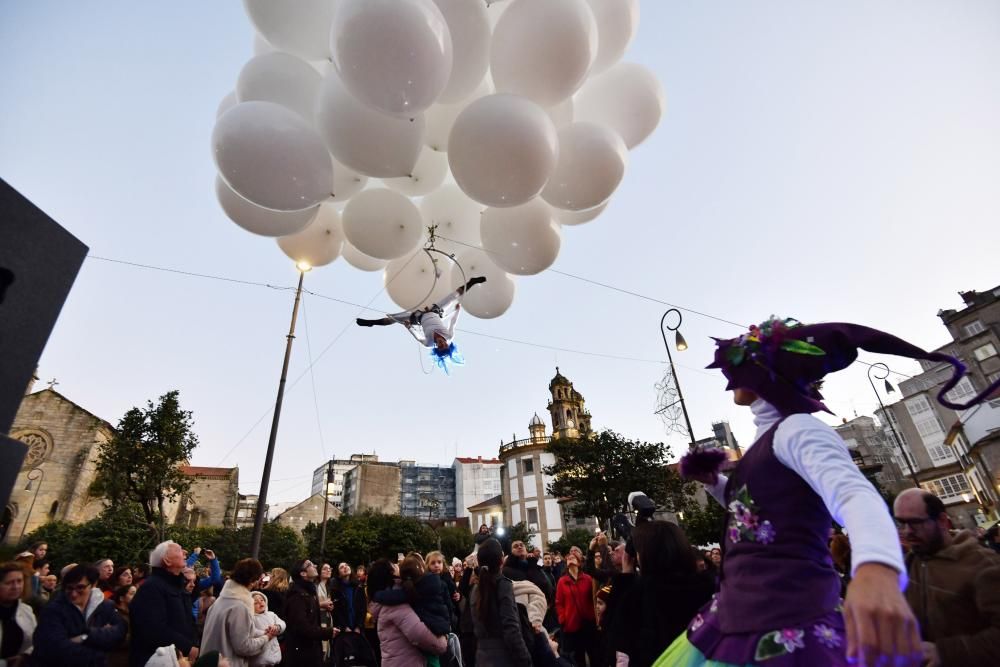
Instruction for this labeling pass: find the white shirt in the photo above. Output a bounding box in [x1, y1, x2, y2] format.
[704, 399, 907, 589]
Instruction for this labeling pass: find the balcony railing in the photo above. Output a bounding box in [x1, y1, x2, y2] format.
[500, 436, 551, 454]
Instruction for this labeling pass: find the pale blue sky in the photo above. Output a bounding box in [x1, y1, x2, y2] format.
[2, 1, 998, 504]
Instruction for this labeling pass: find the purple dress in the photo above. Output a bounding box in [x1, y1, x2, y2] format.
[686, 419, 848, 664]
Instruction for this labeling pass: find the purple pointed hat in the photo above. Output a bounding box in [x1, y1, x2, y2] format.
[708, 316, 1000, 416]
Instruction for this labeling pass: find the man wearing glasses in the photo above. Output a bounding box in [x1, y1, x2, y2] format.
[893, 488, 1000, 667]
[284, 559, 336, 666]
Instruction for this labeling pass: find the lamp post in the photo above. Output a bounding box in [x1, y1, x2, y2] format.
[18, 467, 44, 542]
[660, 309, 696, 446]
[319, 458, 334, 560]
[867, 362, 919, 486]
[250, 262, 311, 559]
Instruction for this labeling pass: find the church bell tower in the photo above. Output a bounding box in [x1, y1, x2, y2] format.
[547, 368, 592, 440]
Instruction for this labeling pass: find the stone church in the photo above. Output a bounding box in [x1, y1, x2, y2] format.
[1, 381, 240, 544]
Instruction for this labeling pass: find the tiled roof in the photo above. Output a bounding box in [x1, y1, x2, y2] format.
[181, 466, 235, 478]
[455, 457, 502, 464]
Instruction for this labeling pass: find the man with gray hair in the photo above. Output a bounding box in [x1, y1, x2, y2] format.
[128, 540, 199, 667]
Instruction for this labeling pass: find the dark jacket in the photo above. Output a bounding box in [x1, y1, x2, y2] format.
[373, 574, 451, 636]
[261, 588, 286, 621]
[33, 589, 126, 667]
[611, 571, 714, 667]
[284, 580, 334, 667]
[439, 570, 459, 630]
[470, 576, 533, 667]
[128, 568, 195, 667]
[328, 577, 368, 632]
[503, 558, 553, 603]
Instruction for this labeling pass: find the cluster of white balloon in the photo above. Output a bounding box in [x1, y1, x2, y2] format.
[213, 0, 663, 320]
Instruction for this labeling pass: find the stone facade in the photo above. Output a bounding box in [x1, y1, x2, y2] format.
[2, 389, 112, 544]
[342, 462, 401, 515]
[272, 493, 341, 536]
[173, 466, 240, 529]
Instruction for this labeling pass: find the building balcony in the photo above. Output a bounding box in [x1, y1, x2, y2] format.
[500, 435, 551, 455]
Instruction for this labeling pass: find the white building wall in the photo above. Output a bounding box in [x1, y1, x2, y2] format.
[453, 459, 503, 518]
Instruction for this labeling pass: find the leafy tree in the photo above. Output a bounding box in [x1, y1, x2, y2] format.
[678, 500, 728, 548]
[302, 511, 437, 566]
[547, 528, 593, 555]
[91, 390, 198, 542]
[17, 520, 81, 571]
[544, 430, 695, 530]
[436, 525, 475, 561]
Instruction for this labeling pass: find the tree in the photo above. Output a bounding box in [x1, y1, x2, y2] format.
[91, 390, 198, 542]
[544, 430, 696, 530]
[302, 511, 438, 566]
[547, 528, 593, 555]
[678, 500, 728, 548]
[436, 525, 474, 561]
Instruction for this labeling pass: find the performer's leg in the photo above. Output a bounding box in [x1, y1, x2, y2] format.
[356, 317, 395, 327]
[456, 275, 487, 296]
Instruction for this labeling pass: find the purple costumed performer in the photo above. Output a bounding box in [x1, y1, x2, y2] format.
[657, 316, 1000, 667]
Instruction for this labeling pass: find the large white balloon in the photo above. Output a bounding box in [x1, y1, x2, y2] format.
[420, 185, 483, 256]
[330, 157, 369, 203]
[216, 176, 317, 237]
[237, 52, 322, 121]
[331, 0, 453, 116]
[342, 241, 388, 272]
[542, 122, 627, 211]
[213, 101, 333, 212]
[276, 204, 345, 267]
[425, 76, 494, 152]
[587, 0, 640, 73]
[252, 33, 274, 56]
[243, 0, 336, 61]
[384, 251, 453, 311]
[480, 199, 561, 275]
[553, 200, 609, 226]
[342, 189, 423, 260]
[546, 97, 574, 128]
[449, 94, 558, 207]
[382, 148, 449, 197]
[450, 249, 515, 319]
[315, 70, 426, 178]
[216, 91, 237, 119]
[574, 62, 665, 149]
[491, 0, 596, 107]
[432, 0, 491, 103]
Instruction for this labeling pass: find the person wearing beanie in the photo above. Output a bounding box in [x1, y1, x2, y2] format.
[659, 317, 1000, 666]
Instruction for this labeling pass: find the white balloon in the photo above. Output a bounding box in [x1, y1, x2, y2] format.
[243, 0, 335, 61]
[485, 0, 510, 31]
[420, 185, 483, 256]
[448, 94, 558, 207]
[276, 204, 345, 267]
[315, 70, 426, 178]
[213, 101, 333, 211]
[331, 0, 453, 116]
[330, 157, 368, 203]
[384, 251, 453, 311]
[553, 199, 609, 226]
[382, 148, 449, 197]
[216, 91, 237, 119]
[546, 97, 574, 128]
[450, 248, 516, 319]
[587, 0, 640, 73]
[480, 199, 561, 275]
[237, 52, 322, 121]
[432, 0, 491, 103]
[425, 77, 494, 152]
[542, 122, 627, 211]
[216, 176, 317, 237]
[342, 188, 424, 260]
[574, 62, 665, 149]
[491, 0, 596, 107]
[342, 241, 388, 272]
[252, 33, 274, 56]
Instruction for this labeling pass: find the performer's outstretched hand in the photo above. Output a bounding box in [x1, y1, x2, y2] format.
[843, 563, 921, 667]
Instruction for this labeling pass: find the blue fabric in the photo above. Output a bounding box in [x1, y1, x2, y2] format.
[430, 342, 465, 375]
[343, 583, 355, 629]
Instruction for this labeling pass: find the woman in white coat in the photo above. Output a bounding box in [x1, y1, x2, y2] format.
[201, 560, 277, 667]
[0, 562, 36, 667]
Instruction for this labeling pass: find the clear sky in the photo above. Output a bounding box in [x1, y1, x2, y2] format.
[2, 1, 998, 505]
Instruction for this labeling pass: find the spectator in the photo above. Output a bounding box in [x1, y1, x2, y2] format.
[30, 559, 50, 599]
[610, 521, 713, 667]
[32, 563, 126, 666]
[555, 550, 596, 666]
[316, 563, 334, 659]
[474, 524, 493, 551]
[260, 569, 288, 622]
[197, 587, 216, 634]
[109, 584, 137, 667]
[372, 554, 451, 638]
[132, 565, 150, 589]
[248, 592, 284, 667]
[367, 558, 447, 667]
[201, 558, 273, 667]
[894, 488, 1000, 666]
[329, 562, 367, 635]
[283, 559, 335, 667]
[112, 567, 133, 590]
[12, 555, 33, 605]
[39, 574, 58, 601]
[550, 552, 565, 581]
[708, 547, 721, 569]
[30, 543, 49, 565]
[426, 550, 459, 629]
[452, 559, 464, 584]
[95, 559, 115, 596]
[471, 538, 533, 666]
[984, 523, 1000, 555]
[186, 550, 223, 597]
[0, 561, 36, 666]
[129, 540, 199, 667]
[182, 568, 199, 625]
[355, 564, 368, 587]
[503, 541, 553, 603]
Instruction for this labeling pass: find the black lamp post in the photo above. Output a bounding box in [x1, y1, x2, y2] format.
[660, 309, 695, 445]
[18, 467, 44, 542]
[867, 362, 919, 485]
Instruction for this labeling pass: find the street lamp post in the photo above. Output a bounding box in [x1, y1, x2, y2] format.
[319, 458, 334, 560]
[250, 263, 311, 560]
[867, 362, 919, 486]
[660, 309, 696, 445]
[18, 467, 44, 542]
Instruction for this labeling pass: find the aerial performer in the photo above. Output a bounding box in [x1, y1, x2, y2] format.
[658, 316, 1000, 667]
[356, 276, 487, 373]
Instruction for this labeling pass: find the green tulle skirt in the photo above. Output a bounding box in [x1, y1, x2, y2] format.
[654, 633, 748, 667]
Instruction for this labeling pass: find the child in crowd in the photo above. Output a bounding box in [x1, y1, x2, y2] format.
[425, 551, 459, 630]
[373, 553, 453, 665]
[250, 591, 285, 667]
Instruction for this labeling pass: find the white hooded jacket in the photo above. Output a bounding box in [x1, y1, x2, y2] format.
[249, 592, 285, 667]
